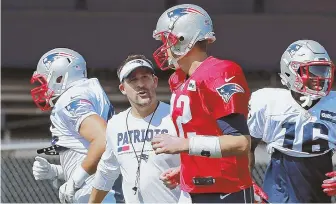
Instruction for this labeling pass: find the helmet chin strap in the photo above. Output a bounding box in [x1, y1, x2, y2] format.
[49, 95, 59, 108]
[168, 58, 180, 70]
[299, 93, 322, 108]
[168, 53, 186, 70]
[280, 73, 324, 108]
[299, 95, 313, 108]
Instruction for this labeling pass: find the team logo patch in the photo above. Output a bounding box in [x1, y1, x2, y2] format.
[216, 83, 245, 103]
[167, 7, 204, 19]
[287, 44, 302, 57]
[43, 52, 76, 70]
[320, 110, 336, 124]
[65, 99, 92, 115]
[187, 80, 196, 91]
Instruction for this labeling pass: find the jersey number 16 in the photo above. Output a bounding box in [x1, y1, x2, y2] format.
[282, 122, 329, 154]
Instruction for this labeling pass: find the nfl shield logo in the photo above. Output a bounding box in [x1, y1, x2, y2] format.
[187, 80, 196, 91]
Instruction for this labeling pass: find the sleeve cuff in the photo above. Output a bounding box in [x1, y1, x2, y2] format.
[92, 169, 114, 192]
[75, 112, 97, 132]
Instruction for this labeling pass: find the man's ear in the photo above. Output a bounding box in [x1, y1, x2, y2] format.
[119, 83, 127, 95]
[153, 75, 158, 89]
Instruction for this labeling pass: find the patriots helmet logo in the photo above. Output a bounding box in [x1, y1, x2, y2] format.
[42, 52, 76, 70]
[216, 83, 245, 103]
[287, 43, 302, 57]
[167, 7, 205, 19]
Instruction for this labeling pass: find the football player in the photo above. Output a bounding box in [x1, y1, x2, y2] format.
[30, 48, 122, 203]
[248, 40, 335, 203]
[150, 4, 267, 203]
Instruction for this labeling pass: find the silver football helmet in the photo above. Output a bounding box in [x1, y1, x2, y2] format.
[31, 48, 87, 111]
[279, 40, 334, 107]
[153, 4, 215, 70]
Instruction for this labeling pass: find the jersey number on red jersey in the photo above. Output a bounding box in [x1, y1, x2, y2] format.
[171, 93, 196, 138]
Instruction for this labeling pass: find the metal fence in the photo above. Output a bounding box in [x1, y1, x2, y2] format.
[1, 156, 60, 203]
[1, 151, 335, 203]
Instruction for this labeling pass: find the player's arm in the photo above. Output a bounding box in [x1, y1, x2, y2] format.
[89, 120, 121, 203]
[246, 90, 269, 202]
[246, 89, 267, 170]
[79, 114, 107, 174]
[153, 63, 252, 156]
[189, 63, 252, 157]
[59, 99, 111, 203]
[216, 114, 251, 156]
[185, 114, 250, 157]
[68, 99, 108, 177]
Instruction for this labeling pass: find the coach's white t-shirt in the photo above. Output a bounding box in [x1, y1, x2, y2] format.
[93, 102, 181, 203]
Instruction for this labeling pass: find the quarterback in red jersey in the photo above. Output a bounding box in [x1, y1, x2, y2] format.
[151, 3, 267, 203]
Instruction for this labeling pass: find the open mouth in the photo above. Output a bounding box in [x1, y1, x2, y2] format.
[137, 90, 149, 97]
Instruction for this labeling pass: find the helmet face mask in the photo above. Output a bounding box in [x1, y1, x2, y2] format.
[30, 73, 54, 111]
[30, 48, 87, 111]
[296, 62, 334, 95]
[153, 31, 179, 70]
[280, 40, 335, 101]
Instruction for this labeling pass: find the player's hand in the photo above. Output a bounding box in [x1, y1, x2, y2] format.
[151, 134, 188, 154]
[322, 171, 336, 196]
[160, 167, 180, 190]
[59, 165, 89, 203]
[253, 182, 268, 203]
[59, 178, 78, 203]
[32, 156, 60, 180]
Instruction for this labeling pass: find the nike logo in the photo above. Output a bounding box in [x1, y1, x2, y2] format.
[220, 193, 231, 200]
[224, 76, 235, 82]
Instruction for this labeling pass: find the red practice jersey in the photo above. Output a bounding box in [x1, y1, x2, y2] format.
[169, 56, 252, 193]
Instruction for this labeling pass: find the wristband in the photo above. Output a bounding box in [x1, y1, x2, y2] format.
[72, 165, 90, 188]
[189, 136, 222, 158]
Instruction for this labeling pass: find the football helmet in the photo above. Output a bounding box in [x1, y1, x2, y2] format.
[153, 4, 215, 70]
[31, 48, 87, 111]
[279, 40, 334, 107]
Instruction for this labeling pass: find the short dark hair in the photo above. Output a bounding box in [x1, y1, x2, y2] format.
[117, 54, 153, 78]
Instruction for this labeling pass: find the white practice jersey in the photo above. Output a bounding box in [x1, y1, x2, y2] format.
[48, 78, 119, 203]
[248, 88, 336, 157]
[50, 78, 113, 154]
[93, 102, 181, 203]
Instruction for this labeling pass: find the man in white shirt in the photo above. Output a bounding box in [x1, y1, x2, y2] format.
[30, 48, 122, 203]
[89, 55, 181, 203]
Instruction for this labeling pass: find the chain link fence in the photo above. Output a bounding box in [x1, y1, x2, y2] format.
[1, 149, 335, 203]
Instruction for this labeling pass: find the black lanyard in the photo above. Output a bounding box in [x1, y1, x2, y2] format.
[125, 102, 160, 194]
